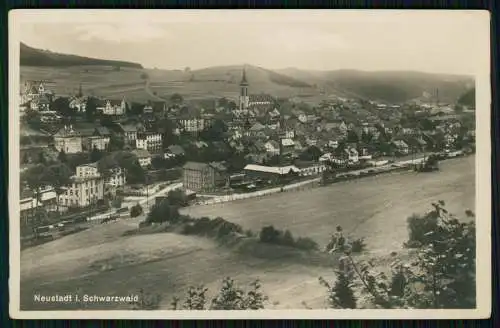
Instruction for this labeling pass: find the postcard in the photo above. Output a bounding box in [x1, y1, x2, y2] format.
[9, 9, 491, 319]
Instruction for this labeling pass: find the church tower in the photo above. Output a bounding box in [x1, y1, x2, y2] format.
[239, 68, 249, 111]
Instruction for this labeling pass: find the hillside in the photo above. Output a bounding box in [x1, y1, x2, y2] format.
[20, 43, 474, 104]
[277, 68, 474, 104]
[20, 42, 143, 69]
[457, 88, 476, 107]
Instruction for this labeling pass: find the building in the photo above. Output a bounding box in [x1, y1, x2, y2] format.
[344, 148, 359, 163]
[280, 138, 295, 155]
[239, 69, 250, 111]
[294, 161, 327, 177]
[69, 96, 87, 113]
[105, 167, 127, 195]
[59, 163, 105, 209]
[19, 187, 57, 223]
[53, 125, 83, 154]
[100, 99, 127, 116]
[136, 132, 163, 152]
[29, 95, 51, 111]
[392, 140, 410, 155]
[132, 149, 152, 168]
[164, 145, 186, 159]
[182, 161, 228, 192]
[117, 124, 138, 145]
[243, 164, 300, 184]
[264, 140, 280, 156]
[85, 127, 112, 151]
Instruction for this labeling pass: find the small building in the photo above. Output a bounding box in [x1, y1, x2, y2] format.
[53, 125, 83, 154]
[344, 148, 359, 163]
[164, 145, 185, 159]
[392, 140, 410, 155]
[281, 138, 295, 155]
[264, 140, 280, 156]
[132, 149, 152, 168]
[294, 161, 327, 177]
[117, 124, 138, 145]
[182, 161, 228, 192]
[243, 164, 300, 184]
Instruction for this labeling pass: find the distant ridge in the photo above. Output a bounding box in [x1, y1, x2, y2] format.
[20, 42, 143, 69]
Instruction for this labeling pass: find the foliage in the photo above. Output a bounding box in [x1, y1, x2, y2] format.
[319, 271, 357, 309]
[146, 199, 180, 224]
[167, 189, 189, 207]
[171, 278, 268, 310]
[98, 151, 145, 184]
[181, 216, 244, 239]
[130, 204, 143, 218]
[170, 93, 184, 105]
[321, 202, 476, 309]
[111, 196, 123, 208]
[130, 289, 161, 310]
[259, 225, 318, 251]
[350, 237, 367, 253]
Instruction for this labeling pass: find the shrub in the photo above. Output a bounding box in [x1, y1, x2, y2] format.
[350, 237, 367, 253]
[405, 213, 439, 247]
[130, 204, 143, 218]
[294, 237, 319, 251]
[319, 272, 357, 309]
[259, 225, 281, 244]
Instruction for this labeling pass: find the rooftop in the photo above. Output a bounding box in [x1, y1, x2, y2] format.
[244, 164, 301, 175]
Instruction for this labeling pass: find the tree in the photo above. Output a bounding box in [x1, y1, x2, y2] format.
[140, 72, 149, 80]
[130, 204, 143, 217]
[52, 97, 74, 117]
[22, 164, 48, 211]
[167, 189, 189, 207]
[300, 145, 323, 161]
[85, 96, 99, 122]
[347, 130, 360, 144]
[200, 119, 227, 141]
[170, 93, 184, 105]
[108, 134, 125, 152]
[146, 199, 180, 224]
[218, 97, 229, 108]
[57, 150, 67, 163]
[44, 163, 72, 212]
[89, 146, 104, 163]
[319, 272, 357, 309]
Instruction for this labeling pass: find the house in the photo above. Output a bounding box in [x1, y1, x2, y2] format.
[249, 122, 266, 134]
[344, 148, 359, 163]
[164, 145, 185, 159]
[20, 186, 57, 222]
[280, 138, 295, 155]
[248, 94, 275, 108]
[69, 96, 87, 113]
[105, 167, 127, 194]
[53, 125, 83, 154]
[294, 161, 327, 177]
[392, 140, 410, 155]
[30, 95, 51, 111]
[182, 161, 228, 192]
[85, 127, 112, 151]
[117, 124, 138, 145]
[132, 149, 152, 168]
[267, 108, 281, 122]
[136, 132, 163, 152]
[243, 164, 300, 184]
[264, 140, 280, 156]
[100, 99, 127, 116]
[59, 163, 105, 209]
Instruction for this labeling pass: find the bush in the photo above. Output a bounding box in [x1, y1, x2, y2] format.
[259, 225, 319, 251]
[180, 216, 244, 239]
[405, 213, 439, 247]
[130, 204, 143, 218]
[319, 272, 357, 309]
[350, 237, 367, 253]
[294, 237, 319, 251]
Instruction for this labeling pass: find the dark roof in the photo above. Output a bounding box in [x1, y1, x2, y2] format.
[95, 126, 111, 136]
[132, 149, 151, 158]
[119, 124, 137, 133]
[54, 126, 81, 138]
[167, 145, 185, 155]
[108, 99, 124, 106]
[183, 161, 210, 171]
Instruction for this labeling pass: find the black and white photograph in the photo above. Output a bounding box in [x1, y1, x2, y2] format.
[9, 10, 491, 319]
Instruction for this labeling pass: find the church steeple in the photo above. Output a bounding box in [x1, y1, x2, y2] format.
[240, 67, 249, 86]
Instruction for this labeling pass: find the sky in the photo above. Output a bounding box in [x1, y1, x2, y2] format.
[13, 10, 490, 75]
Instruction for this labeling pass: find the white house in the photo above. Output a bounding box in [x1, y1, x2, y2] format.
[132, 149, 152, 168]
[136, 132, 163, 152]
[100, 99, 127, 116]
[344, 148, 359, 163]
[59, 163, 105, 208]
[264, 140, 280, 156]
[53, 125, 83, 154]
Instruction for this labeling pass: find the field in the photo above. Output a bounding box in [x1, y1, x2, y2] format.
[182, 156, 475, 253]
[19, 156, 475, 310]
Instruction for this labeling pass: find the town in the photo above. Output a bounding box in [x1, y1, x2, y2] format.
[19, 68, 476, 245]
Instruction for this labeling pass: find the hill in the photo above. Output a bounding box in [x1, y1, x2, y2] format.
[457, 88, 475, 107]
[19, 43, 474, 104]
[20, 42, 143, 69]
[276, 68, 474, 104]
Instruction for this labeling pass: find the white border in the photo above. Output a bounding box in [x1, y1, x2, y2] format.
[8, 9, 492, 320]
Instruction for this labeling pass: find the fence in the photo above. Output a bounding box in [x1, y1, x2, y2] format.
[193, 178, 320, 206]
